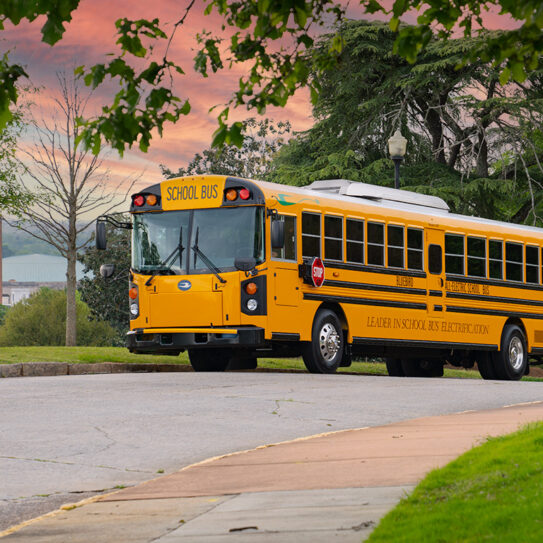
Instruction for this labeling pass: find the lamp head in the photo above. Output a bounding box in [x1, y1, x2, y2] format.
[388, 129, 407, 157]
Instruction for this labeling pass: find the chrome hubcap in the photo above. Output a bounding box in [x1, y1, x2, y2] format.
[508, 336, 524, 371]
[319, 323, 340, 362]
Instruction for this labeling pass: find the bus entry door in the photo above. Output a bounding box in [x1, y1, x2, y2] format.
[426, 227, 445, 319]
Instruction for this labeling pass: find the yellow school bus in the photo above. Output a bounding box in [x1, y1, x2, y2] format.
[96, 174, 543, 380]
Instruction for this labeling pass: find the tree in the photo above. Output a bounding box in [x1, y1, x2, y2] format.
[269, 20, 543, 224]
[0, 288, 116, 346]
[161, 118, 291, 180]
[7, 73, 136, 346]
[78, 223, 131, 344]
[0, 111, 34, 214]
[0, 1, 540, 152]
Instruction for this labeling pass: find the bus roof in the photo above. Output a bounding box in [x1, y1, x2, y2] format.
[250, 177, 543, 239]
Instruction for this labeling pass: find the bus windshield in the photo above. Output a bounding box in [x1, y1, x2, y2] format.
[132, 206, 265, 275]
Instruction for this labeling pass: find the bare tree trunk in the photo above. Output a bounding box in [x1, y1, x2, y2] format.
[66, 249, 77, 346]
[5, 72, 137, 346]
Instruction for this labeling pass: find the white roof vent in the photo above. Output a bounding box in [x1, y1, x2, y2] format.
[306, 179, 449, 212]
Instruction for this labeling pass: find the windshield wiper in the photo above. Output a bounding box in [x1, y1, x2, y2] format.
[145, 227, 184, 286]
[192, 227, 227, 284]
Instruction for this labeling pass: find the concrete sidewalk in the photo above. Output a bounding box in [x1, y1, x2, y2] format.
[3, 401, 543, 542]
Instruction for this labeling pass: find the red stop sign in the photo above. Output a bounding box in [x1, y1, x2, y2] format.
[311, 257, 325, 287]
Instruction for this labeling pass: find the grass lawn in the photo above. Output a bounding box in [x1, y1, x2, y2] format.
[0, 346, 541, 380]
[0, 346, 466, 376]
[367, 422, 543, 542]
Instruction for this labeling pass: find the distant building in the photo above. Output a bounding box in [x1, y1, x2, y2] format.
[1, 254, 87, 306]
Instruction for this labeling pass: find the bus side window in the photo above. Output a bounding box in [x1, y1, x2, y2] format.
[489, 240, 503, 279]
[526, 245, 539, 284]
[506, 242, 523, 282]
[302, 212, 321, 258]
[467, 236, 486, 277]
[272, 215, 296, 261]
[324, 215, 343, 261]
[367, 222, 384, 266]
[346, 218, 364, 264]
[387, 224, 404, 268]
[428, 244, 442, 274]
[407, 228, 423, 270]
[445, 234, 464, 275]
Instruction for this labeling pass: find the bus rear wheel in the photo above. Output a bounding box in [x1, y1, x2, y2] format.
[188, 349, 230, 372]
[303, 310, 343, 374]
[492, 325, 527, 381]
[477, 352, 498, 380]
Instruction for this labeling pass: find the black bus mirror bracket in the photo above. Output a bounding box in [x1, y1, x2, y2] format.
[271, 218, 285, 249]
[100, 264, 115, 278]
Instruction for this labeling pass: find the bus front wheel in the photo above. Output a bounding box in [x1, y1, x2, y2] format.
[303, 310, 343, 374]
[189, 349, 230, 372]
[492, 325, 527, 381]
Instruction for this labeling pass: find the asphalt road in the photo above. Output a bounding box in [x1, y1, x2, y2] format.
[2, 372, 542, 531]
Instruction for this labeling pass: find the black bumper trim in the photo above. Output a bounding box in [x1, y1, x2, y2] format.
[127, 327, 266, 353]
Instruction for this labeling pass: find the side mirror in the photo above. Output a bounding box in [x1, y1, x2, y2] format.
[271, 219, 285, 249]
[234, 257, 256, 272]
[100, 264, 115, 278]
[96, 221, 107, 250]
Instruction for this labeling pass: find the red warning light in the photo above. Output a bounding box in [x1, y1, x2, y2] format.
[239, 188, 250, 200]
[133, 195, 145, 207]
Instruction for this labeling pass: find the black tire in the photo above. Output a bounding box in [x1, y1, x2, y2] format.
[188, 349, 230, 372]
[227, 357, 258, 370]
[492, 325, 527, 381]
[302, 310, 344, 373]
[477, 352, 498, 380]
[385, 358, 405, 377]
[401, 359, 443, 378]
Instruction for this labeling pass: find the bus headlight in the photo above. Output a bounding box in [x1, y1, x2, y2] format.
[130, 303, 139, 316]
[246, 299, 258, 311]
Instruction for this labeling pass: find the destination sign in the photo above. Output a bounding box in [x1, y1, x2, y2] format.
[161, 177, 225, 210]
[446, 280, 490, 295]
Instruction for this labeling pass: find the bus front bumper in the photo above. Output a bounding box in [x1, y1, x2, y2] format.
[127, 327, 266, 353]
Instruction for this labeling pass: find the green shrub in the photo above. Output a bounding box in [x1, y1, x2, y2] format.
[0, 304, 9, 325]
[0, 288, 117, 346]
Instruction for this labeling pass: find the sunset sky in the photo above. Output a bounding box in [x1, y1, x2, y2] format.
[2, 0, 518, 196]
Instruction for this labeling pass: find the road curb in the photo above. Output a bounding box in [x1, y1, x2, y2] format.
[0, 362, 309, 378]
[0, 361, 194, 378]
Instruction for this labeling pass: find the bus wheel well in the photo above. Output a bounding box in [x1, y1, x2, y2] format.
[504, 318, 527, 342]
[317, 302, 348, 333]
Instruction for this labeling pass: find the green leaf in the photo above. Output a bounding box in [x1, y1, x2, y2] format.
[211, 125, 227, 148]
[389, 17, 400, 33]
[499, 66, 511, 86]
[227, 122, 244, 148]
[511, 61, 527, 82]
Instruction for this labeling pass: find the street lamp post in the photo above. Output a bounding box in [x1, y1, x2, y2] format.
[388, 129, 407, 189]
